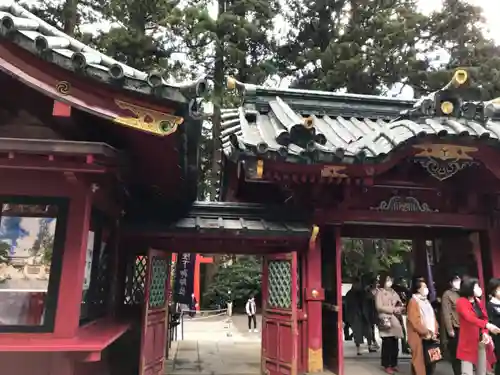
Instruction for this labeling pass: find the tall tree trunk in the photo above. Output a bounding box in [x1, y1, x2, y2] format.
[204, 0, 226, 289]
[62, 0, 78, 35]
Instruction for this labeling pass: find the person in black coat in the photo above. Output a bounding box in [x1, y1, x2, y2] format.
[345, 278, 378, 355]
[487, 278, 500, 375]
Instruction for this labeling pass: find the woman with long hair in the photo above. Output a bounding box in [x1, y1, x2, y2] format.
[457, 277, 500, 375]
[375, 272, 403, 374]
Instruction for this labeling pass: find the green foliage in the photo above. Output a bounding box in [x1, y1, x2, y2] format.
[341, 239, 412, 280]
[203, 255, 262, 308]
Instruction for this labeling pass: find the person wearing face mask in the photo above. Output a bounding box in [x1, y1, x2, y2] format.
[407, 277, 439, 375]
[375, 273, 404, 374]
[441, 274, 461, 375]
[456, 277, 500, 375]
[487, 278, 500, 375]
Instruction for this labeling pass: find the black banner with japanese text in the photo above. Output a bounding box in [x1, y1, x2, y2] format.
[173, 253, 195, 305]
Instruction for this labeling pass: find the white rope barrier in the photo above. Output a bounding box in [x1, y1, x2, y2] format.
[180, 307, 228, 313]
[181, 311, 228, 321]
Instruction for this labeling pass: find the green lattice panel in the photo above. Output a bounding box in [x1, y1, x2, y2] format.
[267, 260, 292, 309]
[149, 256, 168, 308]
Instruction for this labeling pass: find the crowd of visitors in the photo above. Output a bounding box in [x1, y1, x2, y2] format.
[343, 273, 500, 375]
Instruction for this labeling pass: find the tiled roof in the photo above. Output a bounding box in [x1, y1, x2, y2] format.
[221, 81, 500, 163]
[0, 0, 206, 103]
[126, 202, 311, 238]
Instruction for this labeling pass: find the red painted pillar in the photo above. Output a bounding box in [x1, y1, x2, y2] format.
[194, 254, 200, 310]
[305, 225, 324, 373]
[412, 238, 428, 279]
[334, 226, 344, 375]
[488, 226, 500, 278]
[470, 232, 486, 292]
[54, 187, 92, 338]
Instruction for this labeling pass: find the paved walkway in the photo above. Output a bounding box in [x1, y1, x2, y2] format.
[166, 314, 455, 375]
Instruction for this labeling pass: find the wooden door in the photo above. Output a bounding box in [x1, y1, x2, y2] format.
[140, 249, 170, 375]
[261, 252, 299, 375]
[321, 226, 343, 375]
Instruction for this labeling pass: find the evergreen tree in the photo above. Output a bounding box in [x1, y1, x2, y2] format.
[278, 0, 430, 94]
[410, 0, 500, 99]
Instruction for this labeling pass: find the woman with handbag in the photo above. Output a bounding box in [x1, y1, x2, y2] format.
[407, 277, 440, 375]
[457, 277, 500, 375]
[375, 273, 404, 374]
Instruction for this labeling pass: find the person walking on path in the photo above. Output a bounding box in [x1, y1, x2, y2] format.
[487, 278, 500, 375]
[376, 273, 404, 374]
[345, 278, 377, 355]
[457, 277, 500, 375]
[246, 295, 258, 333]
[407, 277, 439, 375]
[441, 274, 461, 375]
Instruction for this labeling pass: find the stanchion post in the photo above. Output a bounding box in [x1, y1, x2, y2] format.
[181, 311, 184, 340]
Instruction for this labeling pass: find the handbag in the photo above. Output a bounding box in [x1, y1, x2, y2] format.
[422, 339, 442, 365]
[378, 316, 391, 331]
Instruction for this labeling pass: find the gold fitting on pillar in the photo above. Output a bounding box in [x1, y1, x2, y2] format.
[311, 289, 318, 298]
[309, 225, 319, 243]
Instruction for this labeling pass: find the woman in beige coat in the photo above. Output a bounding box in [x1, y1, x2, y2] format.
[376, 273, 404, 374]
[407, 277, 439, 375]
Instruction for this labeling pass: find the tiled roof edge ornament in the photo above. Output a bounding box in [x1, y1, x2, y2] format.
[0, 0, 209, 103]
[400, 68, 500, 124]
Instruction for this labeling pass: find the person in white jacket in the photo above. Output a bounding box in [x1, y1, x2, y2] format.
[246, 296, 258, 332]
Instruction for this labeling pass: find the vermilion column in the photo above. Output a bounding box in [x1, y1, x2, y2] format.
[412, 238, 428, 279]
[54, 186, 92, 338]
[487, 226, 500, 278]
[305, 225, 324, 373]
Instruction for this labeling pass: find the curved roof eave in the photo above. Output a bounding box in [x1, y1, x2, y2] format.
[0, 0, 207, 104]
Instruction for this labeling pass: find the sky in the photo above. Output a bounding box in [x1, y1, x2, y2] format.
[24, 0, 500, 97]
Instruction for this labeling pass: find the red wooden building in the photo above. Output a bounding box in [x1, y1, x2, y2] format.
[0, 2, 206, 375]
[2, 2, 500, 375]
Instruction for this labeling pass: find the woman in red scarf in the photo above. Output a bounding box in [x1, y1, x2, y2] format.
[456, 277, 500, 375]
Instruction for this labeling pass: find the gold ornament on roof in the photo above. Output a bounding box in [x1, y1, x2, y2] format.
[55, 81, 71, 95]
[113, 99, 184, 136]
[303, 116, 314, 129]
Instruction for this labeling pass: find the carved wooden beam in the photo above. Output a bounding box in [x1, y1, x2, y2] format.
[412, 144, 479, 181]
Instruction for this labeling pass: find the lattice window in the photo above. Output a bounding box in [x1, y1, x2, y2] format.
[94, 245, 111, 305]
[149, 256, 168, 308]
[268, 260, 292, 309]
[124, 255, 147, 305]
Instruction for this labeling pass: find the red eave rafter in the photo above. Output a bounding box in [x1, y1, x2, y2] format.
[123, 233, 309, 253]
[245, 139, 500, 184]
[0, 152, 115, 175]
[314, 208, 487, 229]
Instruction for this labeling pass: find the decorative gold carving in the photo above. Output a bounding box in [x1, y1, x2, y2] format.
[256, 159, 264, 179]
[320, 165, 347, 178]
[113, 99, 184, 136]
[303, 116, 314, 129]
[413, 144, 479, 181]
[56, 81, 71, 95]
[308, 348, 323, 373]
[309, 225, 319, 244]
[413, 144, 477, 160]
[413, 158, 478, 181]
[370, 196, 438, 212]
